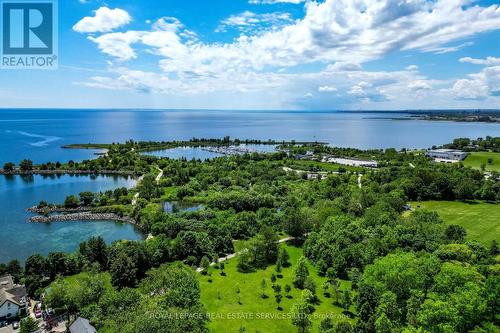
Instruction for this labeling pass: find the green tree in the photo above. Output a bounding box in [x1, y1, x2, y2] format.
[200, 256, 210, 275]
[261, 278, 267, 298]
[375, 313, 393, 333]
[219, 262, 226, 276]
[79, 192, 95, 206]
[64, 195, 80, 208]
[3, 162, 15, 171]
[293, 256, 309, 289]
[333, 321, 353, 333]
[275, 291, 283, 310]
[79, 236, 108, 269]
[277, 247, 291, 268]
[319, 318, 333, 332]
[341, 290, 352, 312]
[291, 299, 311, 333]
[20, 316, 39, 333]
[444, 224, 467, 242]
[304, 277, 316, 296]
[110, 252, 138, 289]
[19, 159, 33, 171]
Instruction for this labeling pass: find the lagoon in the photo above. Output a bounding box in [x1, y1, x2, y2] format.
[0, 174, 143, 263]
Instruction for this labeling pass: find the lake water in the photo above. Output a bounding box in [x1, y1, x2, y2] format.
[0, 174, 142, 263]
[0, 109, 499, 263]
[144, 144, 278, 160]
[145, 146, 224, 160]
[1, 109, 499, 165]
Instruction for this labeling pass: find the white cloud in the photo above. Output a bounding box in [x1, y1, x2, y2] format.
[408, 80, 431, 91]
[73, 7, 131, 33]
[88, 17, 191, 62]
[451, 66, 500, 100]
[459, 56, 500, 66]
[326, 62, 362, 72]
[216, 11, 293, 33]
[422, 41, 474, 54]
[88, 0, 500, 72]
[88, 31, 142, 61]
[318, 85, 337, 92]
[78, 0, 500, 109]
[451, 78, 490, 100]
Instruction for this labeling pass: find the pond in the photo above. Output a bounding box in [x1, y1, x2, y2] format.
[163, 201, 204, 213]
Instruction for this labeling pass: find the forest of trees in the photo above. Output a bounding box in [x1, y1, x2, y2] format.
[1, 138, 499, 332]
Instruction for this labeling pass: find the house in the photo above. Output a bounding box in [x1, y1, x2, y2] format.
[426, 149, 469, 162]
[68, 317, 97, 333]
[0, 275, 28, 320]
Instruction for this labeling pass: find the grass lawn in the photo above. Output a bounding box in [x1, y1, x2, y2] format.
[199, 244, 353, 333]
[411, 201, 500, 245]
[463, 152, 500, 172]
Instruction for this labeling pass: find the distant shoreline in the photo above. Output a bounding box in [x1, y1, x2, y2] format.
[0, 169, 135, 176]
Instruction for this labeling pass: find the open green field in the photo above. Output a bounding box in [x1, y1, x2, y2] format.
[199, 244, 352, 333]
[411, 201, 500, 245]
[464, 152, 500, 172]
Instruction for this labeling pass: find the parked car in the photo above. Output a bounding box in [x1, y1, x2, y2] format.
[12, 321, 20, 329]
[35, 309, 43, 318]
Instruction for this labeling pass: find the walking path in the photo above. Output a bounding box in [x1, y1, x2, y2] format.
[131, 166, 163, 206]
[196, 236, 294, 273]
[131, 174, 144, 206]
[357, 174, 363, 188]
[155, 166, 163, 183]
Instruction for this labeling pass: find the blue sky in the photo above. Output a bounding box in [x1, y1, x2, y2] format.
[0, 0, 499, 110]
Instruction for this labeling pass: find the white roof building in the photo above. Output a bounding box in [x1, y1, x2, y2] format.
[426, 149, 469, 162]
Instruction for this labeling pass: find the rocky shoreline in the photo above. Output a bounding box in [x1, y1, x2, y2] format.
[29, 212, 138, 225]
[27, 206, 91, 214]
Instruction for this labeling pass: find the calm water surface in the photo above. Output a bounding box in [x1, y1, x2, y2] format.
[1, 109, 499, 164]
[144, 144, 277, 160]
[0, 174, 142, 263]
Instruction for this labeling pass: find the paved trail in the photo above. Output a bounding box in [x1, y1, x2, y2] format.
[196, 236, 294, 273]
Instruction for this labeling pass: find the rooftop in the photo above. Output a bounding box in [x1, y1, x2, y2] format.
[69, 317, 97, 333]
[0, 275, 26, 307]
[428, 149, 466, 153]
